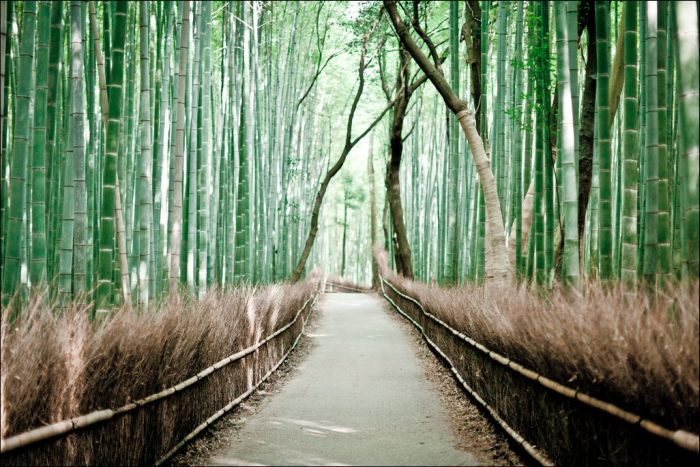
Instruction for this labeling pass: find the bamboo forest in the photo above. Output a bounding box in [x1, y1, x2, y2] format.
[1, 1, 698, 466]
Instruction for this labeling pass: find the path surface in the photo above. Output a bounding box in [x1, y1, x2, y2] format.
[207, 293, 479, 466]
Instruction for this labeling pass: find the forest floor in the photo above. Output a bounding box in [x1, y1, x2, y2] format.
[171, 293, 521, 466]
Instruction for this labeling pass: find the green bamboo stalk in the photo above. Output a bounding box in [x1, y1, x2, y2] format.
[542, 1, 554, 284]
[620, 1, 639, 285]
[495, 0, 508, 221]
[637, 1, 647, 279]
[673, 1, 699, 279]
[137, 0, 153, 306]
[186, 2, 200, 289]
[555, 1, 579, 284]
[512, 0, 524, 280]
[642, 1, 660, 284]
[235, 1, 251, 283]
[58, 49, 75, 305]
[532, 2, 545, 284]
[446, 0, 459, 283]
[595, 0, 612, 280]
[655, 1, 672, 281]
[71, 0, 88, 295]
[480, 0, 488, 140]
[0, 2, 9, 281]
[2, 1, 36, 307]
[46, 1, 63, 284]
[197, 0, 211, 295]
[96, 1, 129, 315]
[29, 1, 51, 287]
[153, 1, 173, 296]
[168, 0, 190, 289]
[84, 2, 96, 294]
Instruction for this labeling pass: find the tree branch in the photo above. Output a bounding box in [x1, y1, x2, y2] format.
[411, 0, 444, 73]
[384, 1, 466, 113]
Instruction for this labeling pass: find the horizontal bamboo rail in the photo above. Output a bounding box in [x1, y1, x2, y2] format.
[155, 291, 320, 465]
[0, 291, 320, 455]
[379, 278, 554, 466]
[379, 276, 700, 456]
[324, 281, 367, 293]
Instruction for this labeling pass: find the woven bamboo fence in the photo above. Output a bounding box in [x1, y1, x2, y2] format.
[380, 276, 699, 466]
[1, 289, 321, 466]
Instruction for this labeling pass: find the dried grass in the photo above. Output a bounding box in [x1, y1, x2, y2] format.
[377, 250, 699, 465]
[1, 278, 320, 466]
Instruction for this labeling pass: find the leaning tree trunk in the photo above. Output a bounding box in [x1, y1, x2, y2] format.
[384, 0, 512, 283]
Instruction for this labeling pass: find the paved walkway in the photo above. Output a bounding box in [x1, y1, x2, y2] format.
[207, 293, 479, 466]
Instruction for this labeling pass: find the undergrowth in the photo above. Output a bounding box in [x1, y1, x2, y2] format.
[0, 274, 321, 465]
[376, 250, 699, 433]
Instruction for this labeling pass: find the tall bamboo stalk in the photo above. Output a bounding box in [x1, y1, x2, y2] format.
[620, 2, 639, 285]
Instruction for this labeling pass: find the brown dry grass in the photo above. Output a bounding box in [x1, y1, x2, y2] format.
[0, 276, 321, 466]
[376, 250, 699, 433]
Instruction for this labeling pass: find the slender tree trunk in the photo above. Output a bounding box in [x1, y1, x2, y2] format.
[368, 133, 379, 289]
[578, 2, 596, 258]
[465, 0, 481, 134]
[341, 190, 348, 277]
[385, 47, 415, 279]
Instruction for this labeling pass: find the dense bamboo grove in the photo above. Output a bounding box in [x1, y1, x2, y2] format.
[382, 0, 698, 288]
[1, 0, 699, 316]
[1, 1, 375, 313]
